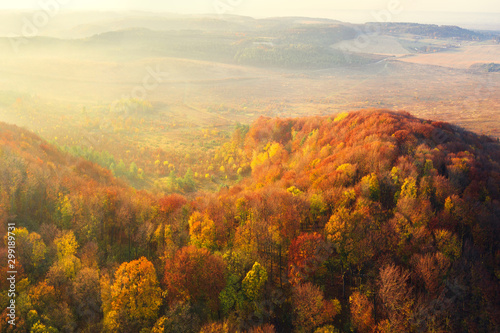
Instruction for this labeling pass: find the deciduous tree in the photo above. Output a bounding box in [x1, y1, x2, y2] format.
[104, 257, 162, 332]
[163, 246, 225, 313]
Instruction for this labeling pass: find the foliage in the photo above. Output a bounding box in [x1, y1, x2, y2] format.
[151, 302, 200, 333]
[349, 292, 375, 333]
[188, 212, 217, 250]
[1, 110, 499, 332]
[242, 262, 268, 302]
[163, 246, 226, 313]
[292, 282, 340, 332]
[288, 232, 329, 285]
[104, 257, 162, 332]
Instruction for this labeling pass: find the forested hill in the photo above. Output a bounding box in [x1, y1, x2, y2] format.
[1, 110, 499, 332]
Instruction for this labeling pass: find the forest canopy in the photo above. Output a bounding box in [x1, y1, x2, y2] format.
[0, 109, 499, 332]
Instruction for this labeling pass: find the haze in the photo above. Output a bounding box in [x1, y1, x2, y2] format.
[2, 0, 500, 29]
[0, 1, 498, 194]
[4, 0, 500, 13]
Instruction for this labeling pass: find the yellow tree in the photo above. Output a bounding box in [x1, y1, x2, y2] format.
[188, 211, 217, 250]
[350, 291, 375, 333]
[54, 231, 78, 259]
[52, 231, 81, 280]
[103, 257, 162, 332]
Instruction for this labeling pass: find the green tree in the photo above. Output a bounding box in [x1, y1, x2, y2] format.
[182, 168, 196, 192]
[242, 262, 268, 302]
[29, 232, 47, 269]
[129, 162, 138, 178]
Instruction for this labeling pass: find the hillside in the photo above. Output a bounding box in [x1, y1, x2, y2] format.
[365, 22, 492, 40]
[3, 13, 498, 69]
[1, 110, 499, 332]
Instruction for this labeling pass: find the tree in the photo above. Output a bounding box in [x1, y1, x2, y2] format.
[349, 291, 375, 333]
[129, 162, 138, 178]
[412, 252, 450, 296]
[159, 194, 187, 215]
[29, 281, 57, 315]
[30, 321, 58, 333]
[199, 320, 237, 333]
[29, 232, 47, 271]
[242, 262, 268, 302]
[103, 257, 162, 332]
[434, 229, 461, 259]
[116, 159, 127, 177]
[309, 194, 327, 223]
[325, 207, 373, 271]
[56, 193, 73, 229]
[163, 246, 226, 313]
[8, 227, 32, 275]
[54, 231, 78, 260]
[399, 177, 417, 200]
[72, 267, 102, 329]
[151, 301, 201, 333]
[378, 264, 414, 332]
[29, 281, 76, 332]
[52, 231, 81, 280]
[218, 250, 254, 315]
[288, 232, 330, 285]
[188, 211, 217, 250]
[360, 173, 380, 201]
[291, 282, 340, 333]
[181, 168, 196, 192]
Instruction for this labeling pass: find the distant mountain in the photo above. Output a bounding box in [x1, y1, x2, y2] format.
[365, 22, 492, 40]
[0, 12, 497, 69]
[1, 11, 494, 41]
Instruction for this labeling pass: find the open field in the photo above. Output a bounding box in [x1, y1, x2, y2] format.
[1, 57, 498, 136]
[0, 51, 498, 149]
[332, 35, 411, 56]
[398, 44, 500, 68]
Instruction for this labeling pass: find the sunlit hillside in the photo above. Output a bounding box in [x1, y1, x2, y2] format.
[1, 110, 499, 332]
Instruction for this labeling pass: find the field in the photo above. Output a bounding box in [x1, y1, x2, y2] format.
[398, 44, 500, 68]
[0, 48, 497, 136]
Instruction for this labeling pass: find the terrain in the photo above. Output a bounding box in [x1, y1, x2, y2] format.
[0, 110, 499, 332]
[0, 13, 498, 192]
[0, 11, 499, 333]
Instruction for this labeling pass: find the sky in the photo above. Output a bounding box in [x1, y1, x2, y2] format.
[1, 0, 499, 28]
[2, 0, 500, 15]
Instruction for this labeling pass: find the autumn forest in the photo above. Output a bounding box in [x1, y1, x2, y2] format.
[1, 109, 499, 332]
